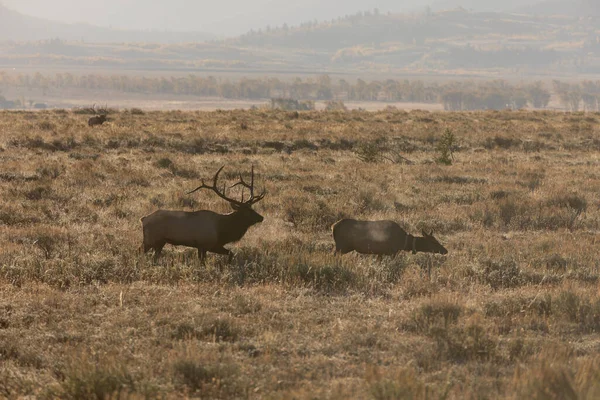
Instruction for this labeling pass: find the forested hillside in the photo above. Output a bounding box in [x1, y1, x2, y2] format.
[1, 6, 599, 76]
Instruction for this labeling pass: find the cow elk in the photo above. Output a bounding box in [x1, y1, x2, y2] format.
[332, 219, 448, 256]
[140, 165, 266, 261]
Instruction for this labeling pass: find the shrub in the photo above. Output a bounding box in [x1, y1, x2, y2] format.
[436, 128, 456, 165]
[324, 100, 347, 111]
[479, 259, 522, 289]
[129, 108, 144, 115]
[355, 141, 381, 163]
[430, 321, 497, 363]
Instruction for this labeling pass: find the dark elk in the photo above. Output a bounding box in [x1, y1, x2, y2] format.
[331, 219, 448, 256]
[88, 114, 107, 127]
[140, 166, 266, 261]
[87, 104, 108, 126]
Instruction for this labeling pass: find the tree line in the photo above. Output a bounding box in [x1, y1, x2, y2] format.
[553, 80, 600, 111]
[6, 72, 599, 111]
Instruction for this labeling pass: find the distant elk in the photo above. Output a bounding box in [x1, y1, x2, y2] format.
[140, 165, 266, 261]
[88, 114, 107, 127]
[87, 104, 108, 127]
[332, 219, 448, 256]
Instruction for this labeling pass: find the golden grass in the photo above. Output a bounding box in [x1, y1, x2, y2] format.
[1, 108, 600, 398]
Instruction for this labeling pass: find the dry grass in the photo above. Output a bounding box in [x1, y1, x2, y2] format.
[1, 108, 600, 398]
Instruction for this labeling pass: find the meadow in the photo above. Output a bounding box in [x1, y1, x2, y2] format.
[1, 107, 600, 398]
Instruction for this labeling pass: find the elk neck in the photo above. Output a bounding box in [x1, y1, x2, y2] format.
[217, 210, 254, 244]
[403, 234, 418, 254]
[405, 234, 439, 254]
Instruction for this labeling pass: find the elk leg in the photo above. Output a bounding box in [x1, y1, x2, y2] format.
[153, 243, 165, 261]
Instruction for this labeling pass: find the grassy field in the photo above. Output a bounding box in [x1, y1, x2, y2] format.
[1, 108, 600, 398]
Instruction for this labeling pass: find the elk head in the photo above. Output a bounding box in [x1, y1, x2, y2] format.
[421, 230, 448, 255]
[187, 165, 266, 224]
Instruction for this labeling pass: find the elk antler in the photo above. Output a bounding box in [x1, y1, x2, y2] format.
[230, 165, 266, 205]
[187, 166, 265, 206]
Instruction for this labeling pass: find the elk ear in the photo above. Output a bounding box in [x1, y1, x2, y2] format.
[429, 230, 434, 237]
[231, 203, 240, 211]
[422, 229, 429, 237]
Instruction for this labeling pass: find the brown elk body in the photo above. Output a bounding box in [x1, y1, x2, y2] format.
[332, 219, 448, 255]
[140, 166, 265, 261]
[88, 115, 107, 127]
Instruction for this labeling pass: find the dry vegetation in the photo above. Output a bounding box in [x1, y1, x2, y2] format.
[1, 108, 600, 398]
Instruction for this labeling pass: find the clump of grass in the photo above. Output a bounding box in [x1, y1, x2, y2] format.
[355, 190, 387, 213]
[367, 367, 429, 400]
[24, 186, 52, 201]
[518, 171, 545, 192]
[200, 317, 240, 342]
[172, 360, 241, 396]
[232, 294, 262, 315]
[478, 258, 523, 290]
[36, 164, 64, 180]
[407, 299, 463, 334]
[16, 136, 78, 152]
[293, 260, 356, 293]
[354, 139, 410, 164]
[154, 157, 198, 178]
[292, 138, 317, 151]
[554, 291, 600, 333]
[430, 319, 497, 363]
[57, 357, 135, 400]
[37, 120, 55, 131]
[513, 360, 577, 399]
[511, 349, 600, 400]
[427, 175, 487, 184]
[171, 323, 201, 341]
[483, 135, 520, 149]
[547, 193, 587, 214]
[497, 197, 531, 229]
[0, 339, 44, 369]
[283, 197, 347, 232]
[155, 157, 174, 169]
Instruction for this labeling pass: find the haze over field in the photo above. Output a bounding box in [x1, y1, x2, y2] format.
[1, 0, 600, 111]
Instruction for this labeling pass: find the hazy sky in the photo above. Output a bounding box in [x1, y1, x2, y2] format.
[0, 0, 542, 36]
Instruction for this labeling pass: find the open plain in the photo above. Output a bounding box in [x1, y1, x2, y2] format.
[1, 108, 600, 398]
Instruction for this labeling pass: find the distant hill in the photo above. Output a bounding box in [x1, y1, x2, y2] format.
[0, 5, 214, 43]
[229, 9, 568, 51]
[1, 7, 599, 76]
[431, 0, 539, 12]
[516, 0, 600, 16]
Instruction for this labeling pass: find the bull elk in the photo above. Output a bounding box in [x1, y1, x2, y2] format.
[332, 219, 448, 256]
[87, 104, 108, 126]
[88, 114, 107, 127]
[140, 165, 266, 261]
